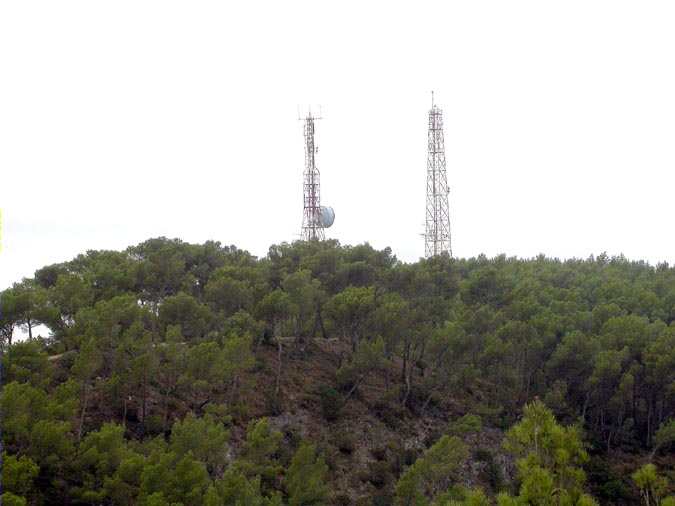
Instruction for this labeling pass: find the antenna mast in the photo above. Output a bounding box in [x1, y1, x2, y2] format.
[301, 111, 325, 241]
[425, 93, 452, 257]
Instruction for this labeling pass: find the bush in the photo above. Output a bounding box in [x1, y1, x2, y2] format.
[317, 385, 342, 422]
[448, 414, 482, 436]
[143, 414, 164, 436]
[224, 402, 250, 423]
[332, 493, 351, 506]
[372, 445, 388, 462]
[1, 492, 28, 506]
[367, 461, 392, 488]
[599, 479, 630, 503]
[333, 429, 356, 455]
[586, 455, 633, 504]
[371, 492, 394, 506]
[474, 449, 503, 492]
[263, 388, 283, 416]
[389, 445, 418, 476]
[203, 403, 233, 426]
[372, 397, 404, 430]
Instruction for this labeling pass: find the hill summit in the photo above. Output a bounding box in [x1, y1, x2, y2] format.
[1, 238, 674, 505]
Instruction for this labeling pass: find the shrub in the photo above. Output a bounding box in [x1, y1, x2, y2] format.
[333, 493, 351, 506]
[333, 429, 356, 455]
[474, 449, 503, 492]
[448, 414, 482, 436]
[367, 460, 392, 488]
[371, 492, 394, 506]
[317, 385, 342, 422]
[372, 445, 388, 461]
[263, 388, 283, 416]
[372, 397, 404, 429]
[143, 414, 164, 436]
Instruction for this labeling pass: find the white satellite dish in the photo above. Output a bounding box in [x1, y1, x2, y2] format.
[319, 206, 335, 228]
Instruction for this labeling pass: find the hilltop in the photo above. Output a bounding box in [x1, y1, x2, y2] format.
[1, 238, 674, 505]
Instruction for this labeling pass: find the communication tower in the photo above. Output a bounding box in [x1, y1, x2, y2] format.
[424, 92, 452, 257]
[300, 111, 334, 241]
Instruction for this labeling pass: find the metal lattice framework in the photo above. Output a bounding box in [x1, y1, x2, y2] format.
[425, 94, 452, 257]
[301, 113, 325, 241]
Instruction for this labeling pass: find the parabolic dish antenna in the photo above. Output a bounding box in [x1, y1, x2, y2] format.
[319, 206, 335, 228]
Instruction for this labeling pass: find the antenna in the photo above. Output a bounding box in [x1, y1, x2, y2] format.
[424, 92, 452, 257]
[300, 109, 334, 241]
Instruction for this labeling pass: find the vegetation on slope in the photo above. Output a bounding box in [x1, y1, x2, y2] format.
[1, 238, 674, 505]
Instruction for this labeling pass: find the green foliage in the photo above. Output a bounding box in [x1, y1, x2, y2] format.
[53, 272, 94, 324]
[73, 422, 129, 502]
[652, 419, 675, 458]
[236, 417, 283, 491]
[447, 414, 482, 437]
[257, 289, 293, 337]
[632, 464, 673, 506]
[169, 413, 230, 475]
[213, 468, 265, 505]
[434, 488, 490, 506]
[2, 238, 675, 504]
[285, 442, 329, 506]
[179, 335, 254, 406]
[282, 269, 325, 338]
[500, 400, 598, 506]
[159, 291, 212, 339]
[0, 381, 77, 457]
[221, 310, 263, 344]
[204, 266, 254, 318]
[325, 285, 376, 350]
[336, 336, 385, 395]
[2, 340, 51, 386]
[474, 449, 504, 492]
[1, 492, 28, 506]
[140, 452, 211, 505]
[395, 436, 468, 506]
[73, 337, 103, 382]
[317, 385, 342, 422]
[1, 453, 39, 500]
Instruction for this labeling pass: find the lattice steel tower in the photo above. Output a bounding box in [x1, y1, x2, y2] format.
[300, 112, 324, 241]
[424, 92, 452, 257]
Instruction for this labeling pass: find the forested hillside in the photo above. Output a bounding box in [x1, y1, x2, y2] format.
[1, 238, 674, 505]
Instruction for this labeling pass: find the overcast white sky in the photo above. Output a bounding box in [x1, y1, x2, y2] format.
[1, 1, 674, 290]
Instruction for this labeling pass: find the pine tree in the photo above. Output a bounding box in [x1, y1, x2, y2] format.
[285, 442, 329, 506]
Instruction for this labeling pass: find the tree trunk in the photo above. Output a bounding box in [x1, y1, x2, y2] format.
[402, 367, 412, 407]
[401, 342, 411, 384]
[582, 393, 590, 421]
[344, 374, 366, 403]
[318, 309, 328, 339]
[421, 389, 435, 413]
[650, 443, 661, 462]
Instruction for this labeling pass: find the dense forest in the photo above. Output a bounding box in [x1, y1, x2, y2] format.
[1, 238, 674, 505]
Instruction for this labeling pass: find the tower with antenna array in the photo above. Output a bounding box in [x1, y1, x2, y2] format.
[300, 111, 334, 241]
[425, 92, 452, 257]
